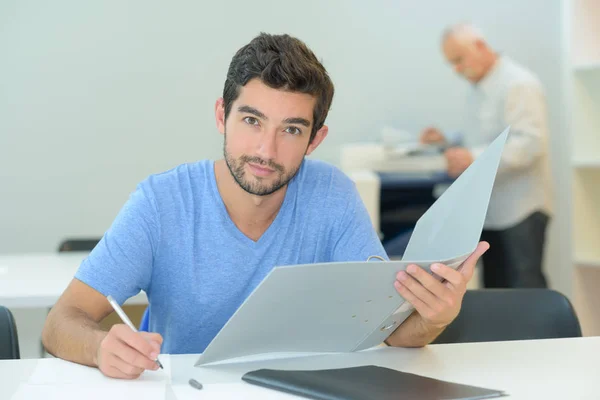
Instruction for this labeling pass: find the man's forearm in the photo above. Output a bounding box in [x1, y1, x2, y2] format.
[42, 306, 108, 367]
[384, 312, 445, 348]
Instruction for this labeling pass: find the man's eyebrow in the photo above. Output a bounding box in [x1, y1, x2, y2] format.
[283, 117, 311, 127]
[238, 105, 267, 120]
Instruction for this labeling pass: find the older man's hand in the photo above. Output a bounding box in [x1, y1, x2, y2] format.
[394, 241, 489, 328]
[420, 127, 446, 145]
[445, 147, 474, 178]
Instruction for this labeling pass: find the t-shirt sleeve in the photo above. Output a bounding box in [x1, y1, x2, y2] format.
[75, 181, 160, 305]
[331, 184, 389, 262]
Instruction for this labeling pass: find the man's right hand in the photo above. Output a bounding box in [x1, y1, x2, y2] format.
[95, 324, 163, 379]
[420, 127, 446, 145]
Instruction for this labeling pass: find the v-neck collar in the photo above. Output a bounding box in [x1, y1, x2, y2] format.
[208, 160, 297, 248]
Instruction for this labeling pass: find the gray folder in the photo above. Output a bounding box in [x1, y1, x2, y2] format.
[195, 127, 509, 366]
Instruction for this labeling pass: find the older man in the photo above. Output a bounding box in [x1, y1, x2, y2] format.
[421, 24, 553, 289]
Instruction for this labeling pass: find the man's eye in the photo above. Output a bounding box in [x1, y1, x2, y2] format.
[285, 126, 301, 135]
[244, 117, 259, 126]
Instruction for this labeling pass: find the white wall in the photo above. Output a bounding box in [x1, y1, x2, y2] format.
[1, 0, 570, 355]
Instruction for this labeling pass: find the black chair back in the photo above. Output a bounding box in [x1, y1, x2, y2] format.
[0, 306, 20, 359]
[58, 238, 100, 252]
[432, 289, 582, 344]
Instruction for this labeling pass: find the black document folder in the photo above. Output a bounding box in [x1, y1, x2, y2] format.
[242, 365, 506, 400]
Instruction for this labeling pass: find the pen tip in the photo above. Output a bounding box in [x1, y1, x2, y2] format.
[157, 359, 164, 369]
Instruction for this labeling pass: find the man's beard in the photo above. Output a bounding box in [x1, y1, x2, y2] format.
[223, 134, 303, 196]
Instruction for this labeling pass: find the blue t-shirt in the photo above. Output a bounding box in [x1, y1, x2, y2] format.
[75, 159, 388, 354]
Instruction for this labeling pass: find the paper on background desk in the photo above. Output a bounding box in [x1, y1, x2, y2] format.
[194, 128, 509, 367]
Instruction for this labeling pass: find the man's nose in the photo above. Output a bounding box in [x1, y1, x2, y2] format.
[256, 129, 277, 161]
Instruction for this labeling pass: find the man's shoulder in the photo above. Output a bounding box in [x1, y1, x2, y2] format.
[294, 159, 361, 219]
[502, 57, 544, 92]
[140, 160, 212, 200]
[298, 159, 357, 194]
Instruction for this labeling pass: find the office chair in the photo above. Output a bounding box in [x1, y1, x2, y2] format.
[57, 238, 101, 252]
[0, 306, 20, 359]
[432, 289, 582, 344]
[382, 229, 413, 258]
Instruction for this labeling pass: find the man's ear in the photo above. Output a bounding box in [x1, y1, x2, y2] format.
[305, 125, 329, 156]
[215, 98, 226, 135]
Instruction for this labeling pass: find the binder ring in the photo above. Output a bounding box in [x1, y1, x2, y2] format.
[380, 321, 397, 331]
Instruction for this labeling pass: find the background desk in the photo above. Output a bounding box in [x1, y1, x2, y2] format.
[0, 337, 596, 399]
[0, 253, 146, 309]
[346, 169, 453, 248]
[378, 171, 482, 290]
[0, 253, 147, 358]
[378, 171, 453, 252]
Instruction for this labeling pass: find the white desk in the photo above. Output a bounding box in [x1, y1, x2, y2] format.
[0, 253, 147, 308]
[0, 252, 148, 358]
[1, 337, 597, 399]
[345, 170, 381, 234]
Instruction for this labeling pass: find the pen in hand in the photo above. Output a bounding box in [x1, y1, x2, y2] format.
[106, 295, 164, 369]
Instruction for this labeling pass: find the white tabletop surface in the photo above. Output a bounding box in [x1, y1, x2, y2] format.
[1, 336, 597, 399]
[0, 252, 147, 308]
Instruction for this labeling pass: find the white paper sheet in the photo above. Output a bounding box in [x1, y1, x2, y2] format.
[10, 383, 166, 400]
[27, 356, 171, 385]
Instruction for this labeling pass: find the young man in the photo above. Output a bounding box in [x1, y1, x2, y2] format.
[421, 24, 552, 289]
[43, 33, 488, 379]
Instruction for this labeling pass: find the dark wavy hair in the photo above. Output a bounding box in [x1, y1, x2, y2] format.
[223, 33, 335, 143]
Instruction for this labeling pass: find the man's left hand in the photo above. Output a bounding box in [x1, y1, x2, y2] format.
[394, 241, 489, 329]
[445, 147, 474, 178]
